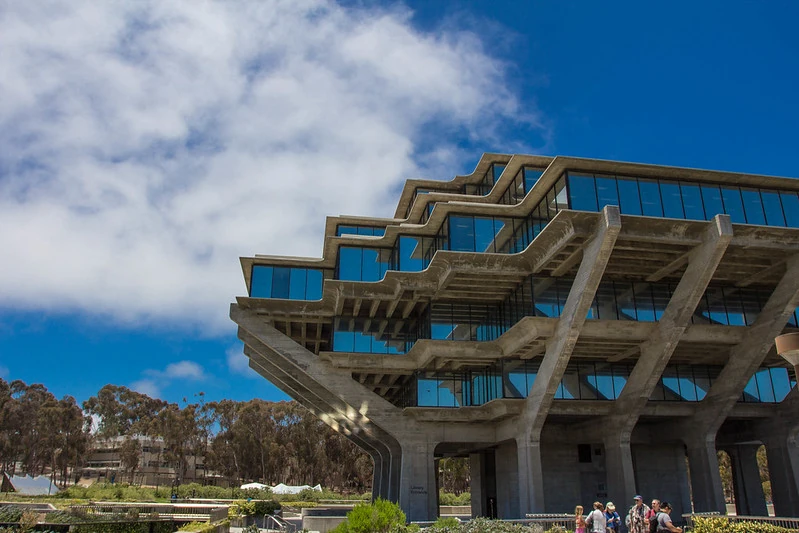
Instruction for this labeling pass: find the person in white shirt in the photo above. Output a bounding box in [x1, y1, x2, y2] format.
[586, 501, 607, 533]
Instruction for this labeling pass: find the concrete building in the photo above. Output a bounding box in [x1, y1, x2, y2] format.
[230, 154, 799, 521]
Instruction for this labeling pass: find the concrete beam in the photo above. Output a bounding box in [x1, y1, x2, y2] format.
[516, 205, 621, 514]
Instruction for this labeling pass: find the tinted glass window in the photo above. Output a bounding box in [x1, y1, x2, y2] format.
[524, 168, 544, 193]
[449, 216, 476, 251]
[741, 188, 766, 225]
[595, 176, 619, 209]
[680, 183, 705, 220]
[617, 178, 642, 215]
[780, 192, 799, 228]
[660, 181, 684, 218]
[338, 247, 362, 280]
[761, 191, 787, 227]
[272, 267, 291, 298]
[701, 184, 724, 219]
[288, 268, 307, 299]
[568, 174, 598, 211]
[639, 179, 663, 217]
[721, 187, 746, 223]
[474, 217, 498, 253]
[306, 269, 323, 300]
[250, 266, 273, 298]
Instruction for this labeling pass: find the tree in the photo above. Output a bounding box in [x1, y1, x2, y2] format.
[119, 438, 142, 483]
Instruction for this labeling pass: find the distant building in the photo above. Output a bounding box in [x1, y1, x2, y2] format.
[231, 154, 799, 520]
[82, 436, 206, 486]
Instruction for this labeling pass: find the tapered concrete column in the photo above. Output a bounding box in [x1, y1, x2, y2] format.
[685, 433, 726, 513]
[398, 439, 438, 522]
[603, 430, 637, 508]
[470, 453, 485, 518]
[726, 444, 767, 516]
[763, 431, 799, 517]
[518, 206, 621, 515]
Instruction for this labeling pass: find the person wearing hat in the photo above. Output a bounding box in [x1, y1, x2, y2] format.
[626, 495, 651, 533]
[655, 502, 682, 533]
[604, 502, 621, 533]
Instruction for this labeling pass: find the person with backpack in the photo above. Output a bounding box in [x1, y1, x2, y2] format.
[656, 502, 682, 533]
[626, 495, 650, 533]
[647, 499, 662, 533]
[587, 502, 607, 533]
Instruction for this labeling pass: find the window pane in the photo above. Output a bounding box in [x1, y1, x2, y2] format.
[721, 187, 746, 223]
[474, 217, 498, 253]
[755, 369, 776, 402]
[306, 269, 323, 300]
[524, 168, 544, 193]
[567, 174, 598, 211]
[449, 216, 476, 251]
[289, 268, 307, 299]
[617, 178, 642, 215]
[338, 247, 362, 281]
[272, 267, 291, 298]
[761, 191, 787, 227]
[741, 188, 766, 225]
[250, 266, 273, 298]
[492, 164, 506, 184]
[660, 181, 685, 219]
[701, 184, 724, 219]
[680, 183, 705, 220]
[780, 192, 799, 228]
[595, 176, 619, 209]
[639, 179, 663, 217]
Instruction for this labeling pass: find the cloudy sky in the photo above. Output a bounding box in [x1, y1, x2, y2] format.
[1, 0, 797, 405]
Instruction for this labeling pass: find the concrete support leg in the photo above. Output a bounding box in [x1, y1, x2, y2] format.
[603, 431, 637, 508]
[495, 441, 520, 519]
[398, 440, 438, 522]
[469, 453, 485, 518]
[764, 433, 799, 517]
[516, 437, 545, 515]
[686, 436, 726, 513]
[728, 444, 767, 517]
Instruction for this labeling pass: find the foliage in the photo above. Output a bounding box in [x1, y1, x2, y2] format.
[439, 492, 471, 506]
[430, 517, 461, 529]
[227, 499, 280, 517]
[439, 459, 470, 495]
[692, 516, 796, 533]
[331, 498, 408, 533]
[279, 501, 319, 511]
[544, 527, 567, 533]
[0, 506, 24, 523]
[242, 525, 260, 533]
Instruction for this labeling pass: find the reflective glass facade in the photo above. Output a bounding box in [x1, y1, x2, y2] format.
[500, 167, 546, 205]
[332, 316, 423, 354]
[250, 266, 325, 300]
[337, 225, 386, 237]
[395, 362, 796, 408]
[566, 172, 799, 227]
[462, 163, 506, 196]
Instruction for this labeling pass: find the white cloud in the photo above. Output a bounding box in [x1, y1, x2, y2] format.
[227, 344, 257, 378]
[0, 0, 543, 332]
[130, 378, 161, 399]
[163, 360, 205, 380]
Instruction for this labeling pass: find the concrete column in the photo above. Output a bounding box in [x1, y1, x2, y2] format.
[495, 441, 520, 519]
[685, 434, 726, 513]
[763, 431, 799, 517]
[516, 437, 545, 515]
[469, 453, 485, 518]
[398, 439, 438, 522]
[603, 430, 637, 509]
[727, 444, 767, 517]
[518, 206, 621, 515]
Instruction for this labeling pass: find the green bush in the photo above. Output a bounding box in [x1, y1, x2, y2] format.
[0, 506, 24, 522]
[331, 498, 406, 533]
[430, 516, 460, 530]
[439, 493, 471, 506]
[692, 516, 796, 533]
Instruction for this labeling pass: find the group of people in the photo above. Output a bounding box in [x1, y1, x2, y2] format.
[574, 496, 682, 533]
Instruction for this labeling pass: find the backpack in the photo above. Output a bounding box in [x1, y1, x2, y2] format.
[648, 512, 660, 533]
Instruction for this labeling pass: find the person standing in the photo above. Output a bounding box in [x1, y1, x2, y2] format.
[587, 502, 607, 533]
[626, 495, 651, 533]
[575, 505, 587, 533]
[647, 499, 661, 533]
[656, 502, 682, 533]
[605, 502, 621, 533]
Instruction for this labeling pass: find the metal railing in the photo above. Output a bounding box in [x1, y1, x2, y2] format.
[521, 514, 576, 530]
[265, 513, 297, 533]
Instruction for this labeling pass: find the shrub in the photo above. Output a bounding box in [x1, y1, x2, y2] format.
[430, 516, 460, 530]
[331, 498, 406, 533]
[692, 516, 796, 533]
[439, 493, 471, 506]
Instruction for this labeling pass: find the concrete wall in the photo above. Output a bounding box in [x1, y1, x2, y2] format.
[632, 443, 692, 519]
[541, 440, 582, 513]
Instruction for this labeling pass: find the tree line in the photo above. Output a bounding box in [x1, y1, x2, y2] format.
[0, 379, 372, 492]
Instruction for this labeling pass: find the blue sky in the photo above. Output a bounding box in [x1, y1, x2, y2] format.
[1, 0, 798, 406]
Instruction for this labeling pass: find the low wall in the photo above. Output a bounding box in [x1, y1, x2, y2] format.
[440, 506, 470, 516]
[303, 515, 347, 533]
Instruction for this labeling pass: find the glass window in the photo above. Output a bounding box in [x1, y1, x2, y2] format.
[701, 184, 724, 219]
[447, 216, 474, 251]
[617, 178, 642, 215]
[755, 369, 776, 402]
[338, 247, 362, 281]
[680, 183, 705, 220]
[780, 192, 799, 228]
[306, 269, 323, 300]
[272, 267, 291, 298]
[771, 368, 793, 401]
[567, 174, 598, 211]
[474, 217, 498, 253]
[250, 266, 273, 298]
[660, 181, 685, 219]
[555, 177, 569, 211]
[492, 164, 507, 184]
[524, 168, 544, 193]
[741, 188, 766, 225]
[721, 187, 746, 223]
[761, 191, 787, 227]
[639, 179, 664, 217]
[595, 176, 619, 210]
[289, 268, 307, 299]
